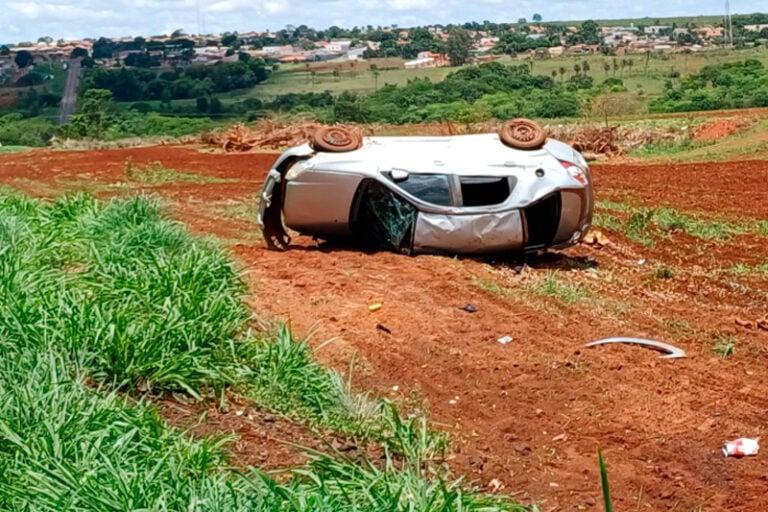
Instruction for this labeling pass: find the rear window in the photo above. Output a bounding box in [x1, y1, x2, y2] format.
[393, 174, 453, 206]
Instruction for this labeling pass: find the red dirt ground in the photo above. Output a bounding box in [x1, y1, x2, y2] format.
[693, 119, 744, 142]
[2, 146, 768, 511]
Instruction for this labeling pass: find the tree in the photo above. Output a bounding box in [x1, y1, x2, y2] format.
[446, 28, 472, 67]
[160, 88, 172, 108]
[71, 47, 88, 59]
[603, 61, 611, 76]
[580, 20, 600, 45]
[195, 95, 209, 112]
[209, 97, 223, 114]
[558, 66, 566, 81]
[0, 45, 10, 56]
[532, 13, 543, 23]
[221, 33, 239, 47]
[62, 89, 115, 138]
[171, 29, 186, 39]
[15, 50, 34, 69]
[582, 61, 591, 75]
[518, 18, 527, 24]
[370, 63, 381, 90]
[573, 62, 581, 75]
[92, 38, 115, 59]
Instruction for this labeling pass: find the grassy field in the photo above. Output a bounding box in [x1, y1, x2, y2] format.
[0, 190, 532, 511]
[220, 47, 768, 108]
[0, 145, 30, 153]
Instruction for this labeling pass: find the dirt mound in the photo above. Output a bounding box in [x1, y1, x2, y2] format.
[202, 121, 368, 152]
[548, 124, 685, 158]
[693, 118, 749, 142]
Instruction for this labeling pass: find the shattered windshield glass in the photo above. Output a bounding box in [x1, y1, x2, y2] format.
[355, 181, 417, 252]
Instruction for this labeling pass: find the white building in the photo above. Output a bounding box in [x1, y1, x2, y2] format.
[327, 40, 352, 52]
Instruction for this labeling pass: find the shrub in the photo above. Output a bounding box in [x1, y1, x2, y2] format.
[0, 113, 55, 146]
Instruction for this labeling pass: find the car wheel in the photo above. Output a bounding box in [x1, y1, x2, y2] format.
[311, 126, 362, 152]
[499, 119, 547, 150]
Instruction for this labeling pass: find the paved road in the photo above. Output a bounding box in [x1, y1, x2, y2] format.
[58, 58, 82, 124]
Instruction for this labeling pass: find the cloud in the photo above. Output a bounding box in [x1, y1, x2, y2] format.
[0, 0, 740, 43]
[387, 0, 432, 10]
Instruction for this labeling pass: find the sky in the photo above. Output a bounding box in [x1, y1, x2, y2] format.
[0, 0, 765, 43]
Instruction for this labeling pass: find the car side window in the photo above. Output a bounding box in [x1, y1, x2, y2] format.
[395, 174, 453, 206]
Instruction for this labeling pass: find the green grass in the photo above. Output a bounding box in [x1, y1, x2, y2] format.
[474, 270, 589, 305]
[0, 190, 529, 511]
[0, 145, 31, 154]
[124, 159, 232, 185]
[598, 449, 613, 512]
[712, 334, 737, 358]
[728, 262, 768, 277]
[220, 47, 768, 111]
[595, 200, 767, 244]
[528, 271, 589, 304]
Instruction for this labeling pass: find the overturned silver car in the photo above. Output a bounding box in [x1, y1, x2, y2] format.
[259, 121, 593, 255]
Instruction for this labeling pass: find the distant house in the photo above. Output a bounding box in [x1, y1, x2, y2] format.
[192, 46, 227, 63]
[278, 53, 308, 63]
[260, 45, 294, 57]
[644, 25, 672, 35]
[696, 26, 724, 38]
[404, 51, 448, 69]
[344, 47, 367, 60]
[602, 28, 639, 46]
[548, 46, 565, 57]
[745, 24, 768, 32]
[307, 49, 340, 62]
[327, 40, 352, 52]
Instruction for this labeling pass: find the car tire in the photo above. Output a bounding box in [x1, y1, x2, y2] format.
[311, 126, 362, 153]
[499, 119, 547, 150]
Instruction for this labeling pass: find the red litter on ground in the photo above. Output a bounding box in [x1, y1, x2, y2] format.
[723, 438, 760, 458]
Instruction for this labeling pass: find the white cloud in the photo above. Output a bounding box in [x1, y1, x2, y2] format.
[387, 0, 432, 9]
[7, 1, 43, 18]
[264, 0, 288, 14]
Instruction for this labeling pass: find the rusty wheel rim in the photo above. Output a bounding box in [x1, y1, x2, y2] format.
[322, 128, 355, 148]
[505, 121, 538, 144]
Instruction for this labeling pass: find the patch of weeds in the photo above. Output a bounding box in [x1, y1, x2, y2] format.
[625, 210, 655, 245]
[0, 145, 31, 154]
[592, 211, 622, 232]
[528, 271, 589, 304]
[666, 318, 693, 335]
[654, 208, 745, 240]
[729, 262, 768, 277]
[654, 265, 675, 280]
[124, 158, 231, 185]
[712, 333, 736, 358]
[472, 276, 512, 298]
[596, 201, 764, 244]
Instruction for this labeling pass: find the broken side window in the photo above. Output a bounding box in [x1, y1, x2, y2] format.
[354, 181, 417, 252]
[394, 174, 453, 206]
